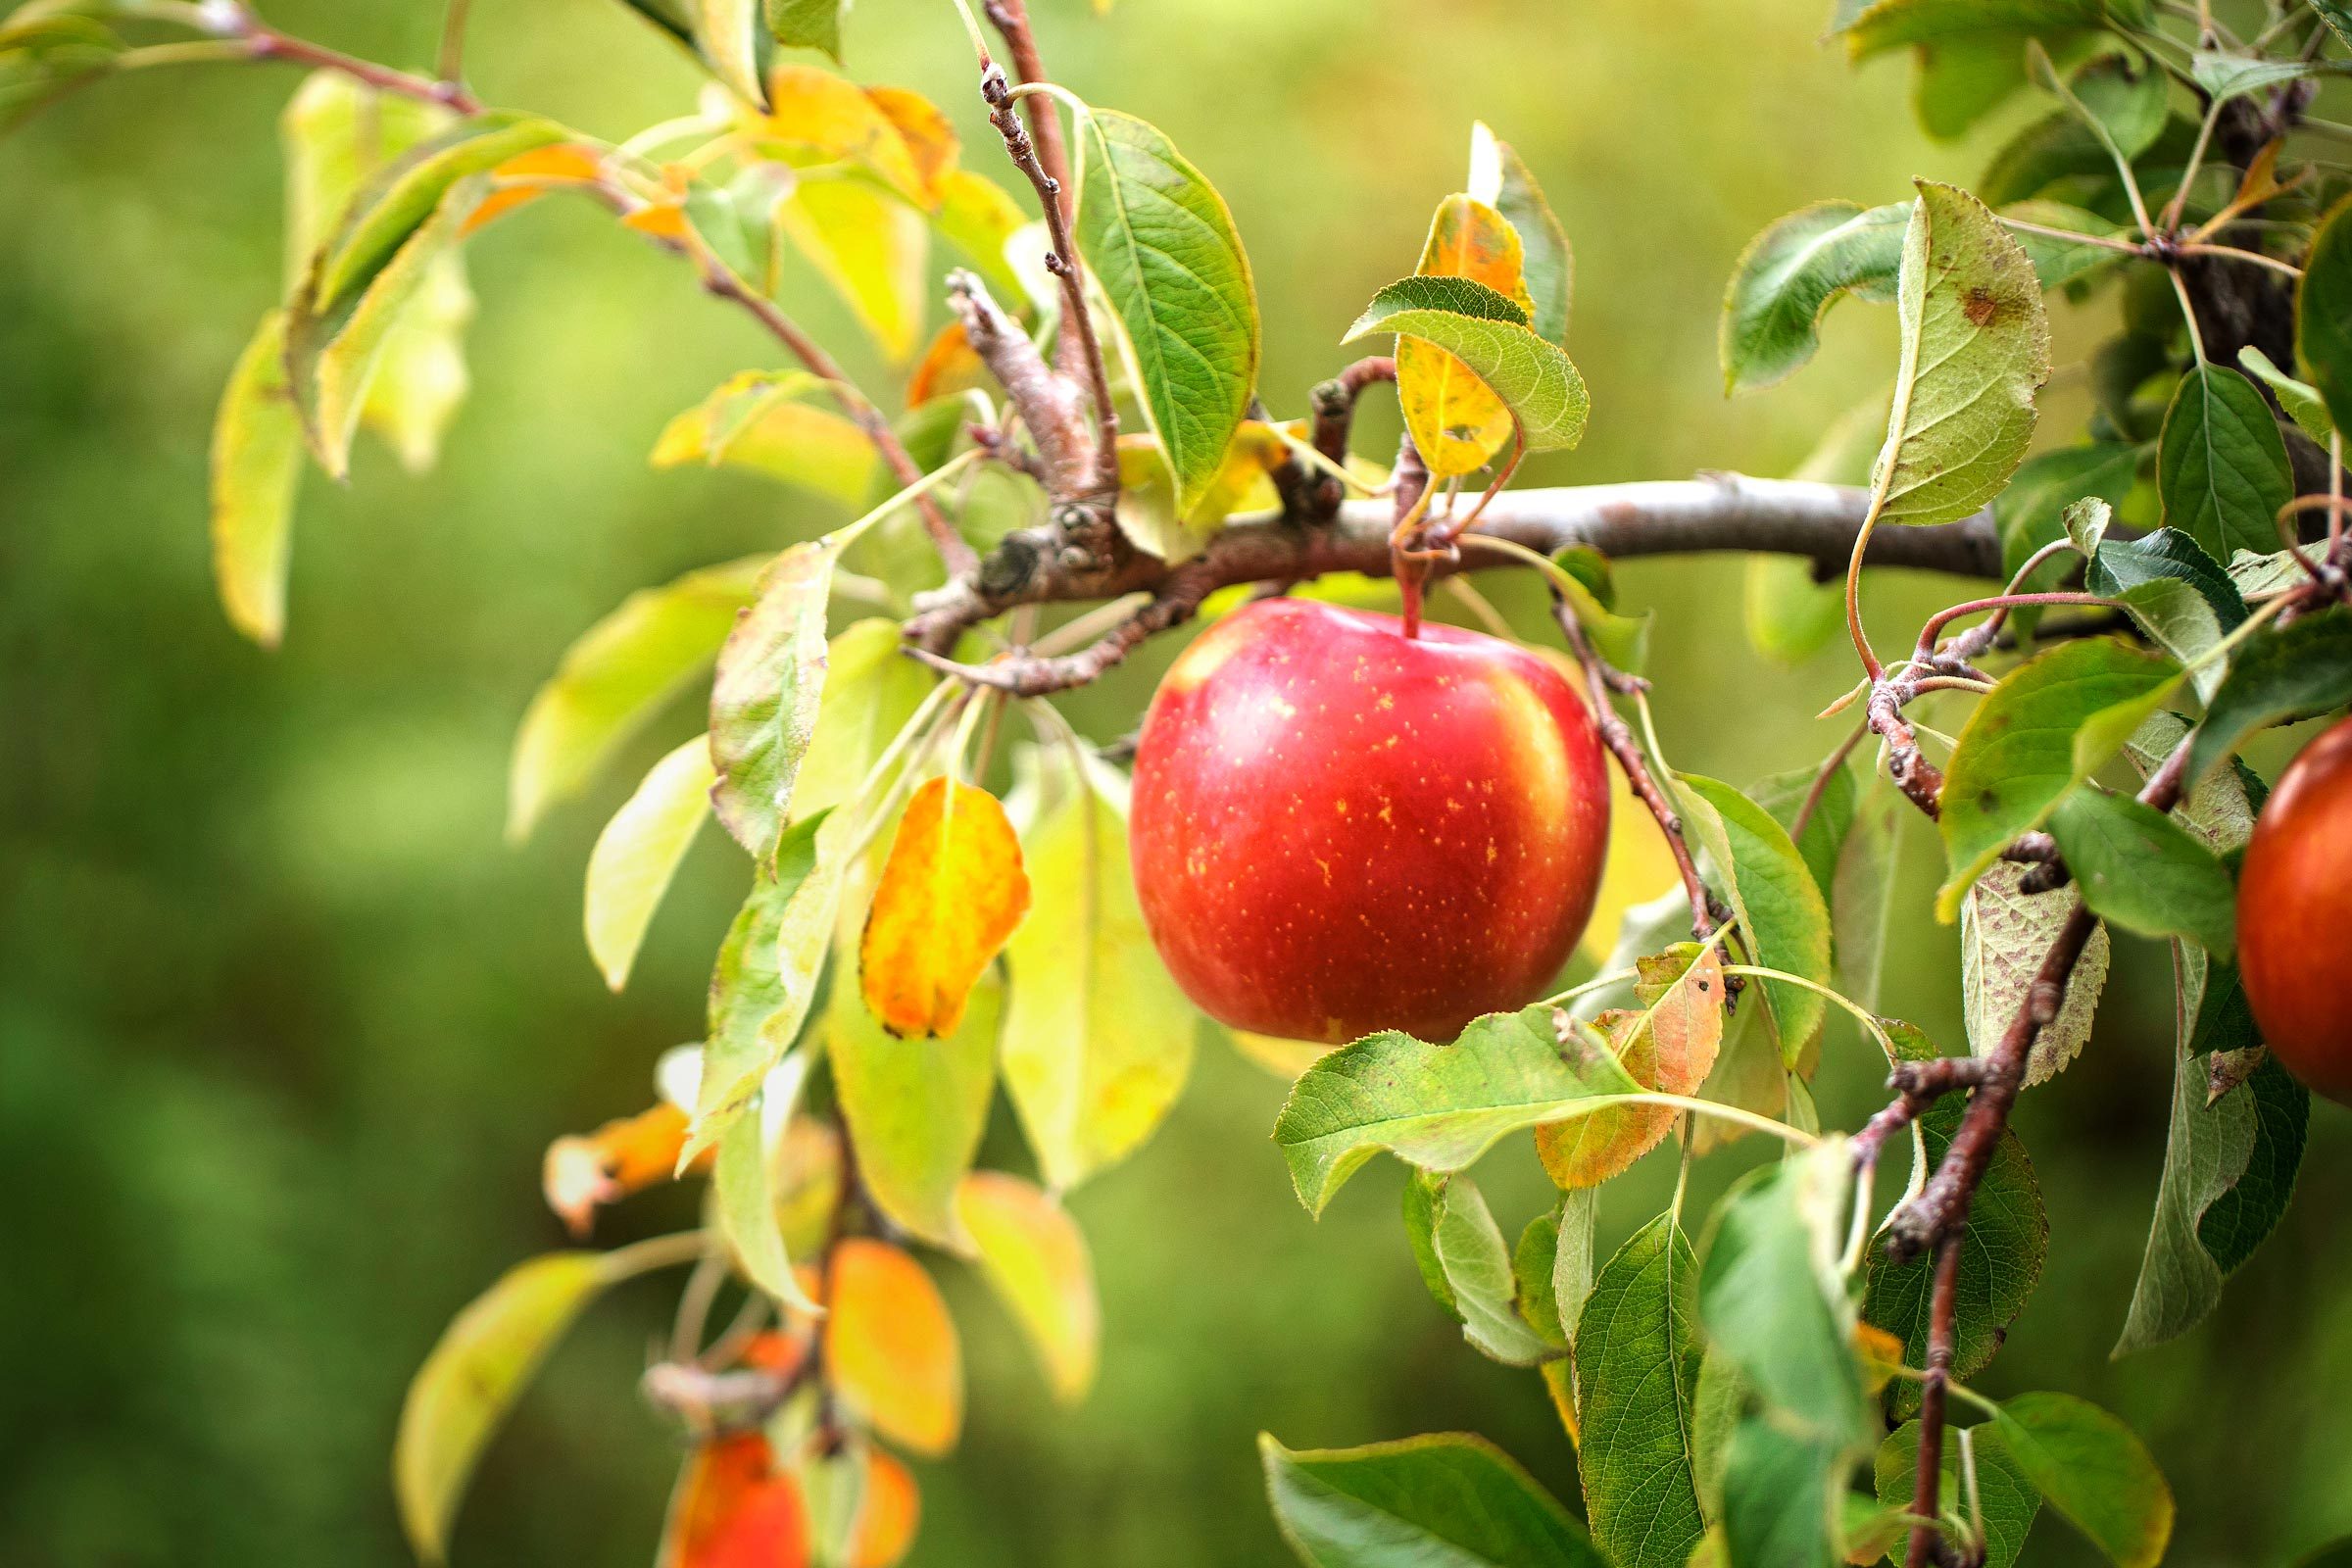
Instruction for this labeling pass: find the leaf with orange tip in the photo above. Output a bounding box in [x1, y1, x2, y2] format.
[824, 1239, 963, 1455]
[541, 1102, 705, 1237]
[858, 778, 1031, 1038]
[1536, 946, 1725, 1190]
[747, 65, 927, 205]
[660, 1433, 811, 1568]
[956, 1171, 1102, 1403]
[906, 322, 991, 407]
[1396, 193, 1532, 479]
[863, 85, 958, 206]
[460, 142, 607, 236]
[848, 1449, 920, 1568]
[625, 201, 694, 244]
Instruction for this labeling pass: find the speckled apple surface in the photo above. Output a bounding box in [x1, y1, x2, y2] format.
[1129, 597, 1611, 1045]
[2239, 712, 2352, 1103]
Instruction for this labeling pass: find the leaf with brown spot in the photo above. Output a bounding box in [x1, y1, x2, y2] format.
[858, 778, 1031, 1038]
[1537, 947, 1724, 1189]
[823, 1238, 963, 1455]
[1397, 194, 1532, 479]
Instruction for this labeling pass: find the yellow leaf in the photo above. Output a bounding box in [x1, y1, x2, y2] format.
[906, 321, 992, 406]
[624, 201, 692, 243]
[847, 1448, 920, 1568]
[658, 1433, 810, 1568]
[460, 142, 608, 237]
[209, 309, 304, 648]
[823, 1238, 963, 1455]
[752, 64, 927, 205]
[930, 168, 1029, 303]
[650, 370, 878, 507]
[1226, 1028, 1332, 1080]
[1112, 419, 1287, 563]
[863, 84, 958, 206]
[956, 1171, 1101, 1403]
[1580, 761, 1683, 960]
[1396, 193, 1531, 478]
[776, 175, 929, 363]
[858, 777, 1030, 1038]
[360, 252, 473, 473]
[1537, 948, 1725, 1189]
[584, 736, 715, 992]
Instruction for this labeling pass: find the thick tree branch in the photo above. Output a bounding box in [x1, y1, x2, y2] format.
[948, 270, 1096, 498]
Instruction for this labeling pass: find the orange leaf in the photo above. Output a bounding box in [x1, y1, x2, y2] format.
[753, 66, 928, 207]
[496, 142, 606, 184]
[540, 1102, 708, 1237]
[906, 321, 990, 406]
[1396, 194, 1531, 479]
[662, 1434, 810, 1568]
[823, 1238, 963, 1456]
[847, 1448, 921, 1568]
[864, 85, 958, 206]
[624, 203, 691, 244]
[858, 778, 1030, 1038]
[1536, 948, 1724, 1189]
[738, 1329, 808, 1377]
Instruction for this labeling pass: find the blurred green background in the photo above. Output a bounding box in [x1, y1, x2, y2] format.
[5, 0, 2349, 1563]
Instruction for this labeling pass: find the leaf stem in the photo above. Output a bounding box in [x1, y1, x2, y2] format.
[1719, 964, 1897, 1060]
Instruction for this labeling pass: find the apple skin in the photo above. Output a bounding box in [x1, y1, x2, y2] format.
[1129, 597, 1611, 1045]
[2238, 712, 2352, 1104]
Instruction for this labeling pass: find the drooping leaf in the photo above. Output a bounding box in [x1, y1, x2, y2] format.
[1866, 180, 2051, 527]
[1273, 1005, 1642, 1214]
[1403, 1171, 1555, 1366]
[776, 175, 929, 363]
[1935, 637, 2181, 916]
[1113, 419, 1289, 563]
[858, 777, 1030, 1038]
[585, 736, 717, 991]
[1536, 946, 1726, 1189]
[710, 539, 846, 861]
[509, 555, 767, 841]
[1260, 1432, 1604, 1568]
[1876, 1420, 2041, 1568]
[714, 1079, 822, 1315]
[660, 1431, 810, 1568]
[1961, 862, 2111, 1085]
[2184, 608, 2352, 785]
[2299, 195, 2352, 437]
[956, 1171, 1101, 1403]
[2157, 365, 2295, 565]
[1675, 775, 1833, 1062]
[1396, 194, 1530, 479]
[2238, 346, 2333, 444]
[689, 0, 770, 108]
[792, 618, 936, 821]
[2115, 949, 2308, 1353]
[829, 956, 1001, 1244]
[1343, 276, 1589, 453]
[1717, 1417, 1844, 1568]
[1074, 108, 1260, 514]
[1001, 755, 1196, 1191]
[2047, 789, 2235, 957]
[1574, 1215, 1706, 1568]
[826, 1239, 963, 1456]
[1469, 122, 1572, 347]
[1993, 1393, 2174, 1568]
[1863, 1086, 2046, 1417]
[208, 310, 306, 649]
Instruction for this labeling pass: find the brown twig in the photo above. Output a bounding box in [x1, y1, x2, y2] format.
[1904, 1235, 1968, 1568]
[1304, 357, 1397, 519]
[199, 1, 481, 112]
[948, 270, 1097, 500]
[980, 0, 1074, 220]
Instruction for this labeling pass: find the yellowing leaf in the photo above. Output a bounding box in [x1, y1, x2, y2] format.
[776, 175, 929, 362]
[1398, 194, 1530, 478]
[1580, 762, 1684, 961]
[829, 959, 1002, 1245]
[460, 142, 608, 236]
[824, 1238, 963, 1455]
[858, 777, 1030, 1038]
[1001, 757, 1195, 1190]
[930, 168, 1029, 303]
[1537, 947, 1725, 1189]
[957, 1171, 1102, 1403]
[709, 540, 839, 862]
[792, 618, 936, 823]
[659, 1433, 810, 1568]
[652, 369, 878, 507]
[716, 1079, 822, 1315]
[361, 253, 473, 473]
[584, 736, 716, 992]
[906, 321, 991, 406]
[624, 201, 693, 243]
[847, 1448, 920, 1568]
[1112, 420, 1287, 563]
[209, 310, 305, 649]
[751, 64, 927, 204]
[540, 1102, 705, 1236]
[690, 0, 770, 111]
[864, 85, 957, 206]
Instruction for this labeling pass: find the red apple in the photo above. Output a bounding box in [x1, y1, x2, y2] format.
[2237, 711, 2352, 1103]
[1129, 597, 1611, 1045]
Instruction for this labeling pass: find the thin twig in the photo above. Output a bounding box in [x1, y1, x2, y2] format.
[435, 0, 476, 87]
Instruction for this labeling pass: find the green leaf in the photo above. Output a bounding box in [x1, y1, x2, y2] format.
[709, 539, 848, 862]
[792, 617, 936, 822]
[1866, 180, 2051, 528]
[1273, 1005, 1641, 1214]
[2115, 950, 2307, 1352]
[2124, 710, 2255, 853]
[2299, 194, 2352, 439]
[2188, 50, 2340, 104]
[395, 1246, 678, 1561]
[0, 11, 124, 136]
[2157, 365, 2295, 565]
[584, 736, 716, 992]
[830, 961, 1002, 1246]
[1832, 788, 1915, 1013]
[1075, 108, 1260, 514]
[691, 0, 769, 107]
[1002, 753, 1197, 1192]
[2237, 345, 2333, 444]
[1876, 1420, 2041, 1568]
[2184, 607, 2352, 785]
[1995, 442, 2140, 581]
[1402, 1172, 1556, 1366]
[2048, 789, 2235, 956]
[1343, 276, 1590, 452]
[508, 555, 768, 841]
[765, 0, 847, 60]
[2315, 1, 2352, 50]
[1718, 1418, 1843, 1568]
[1471, 122, 1572, 346]
[1750, 761, 1858, 906]
[1697, 1138, 1867, 1445]
[1675, 775, 1833, 1062]
[1260, 1432, 1604, 1568]
[1573, 1215, 1706, 1568]
[1993, 1393, 2174, 1568]
[1863, 1087, 2046, 1417]
[1512, 1206, 1570, 1350]
[1745, 555, 1846, 665]
[2086, 526, 2246, 631]
[714, 1069, 820, 1312]
[1690, 1351, 1747, 1520]
[208, 310, 306, 650]
[1552, 1189, 1599, 1348]
[1935, 638, 2181, 915]
[1839, 0, 2143, 57]
[1961, 863, 2111, 1084]
[2049, 51, 2169, 161]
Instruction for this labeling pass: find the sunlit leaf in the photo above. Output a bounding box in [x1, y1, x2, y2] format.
[1536, 946, 1725, 1189]
[1961, 862, 2111, 1085]
[2237, 346, 2333, 445]
[767, 0, 849, 62]
[826, 1238, 963, 1456]
[1113, 420, 1287, 563]
[1469, 122, 1571, 347]
[653, 369, 878, 507]
[710, 539, 847, 861]
[1343, 276, 1589, 453]
[748, 65, 928, 203]
[829, 948, 1001, 1243]
[846, 1447, 919, 1568]
[585, 736, 716, 991]
[930, 168, 1030, 303]
[1075, 108, 1261, 514]
[777, 175, 928, 362]
[1260, 1432, 1604, 1568]
[1839, 0, 2144, 57]
[0, 12, 124, 135]
[858, 777, 1029, 1038]
[715, 1063, 820, 1314]
[207, 310, 306, 649]
[541, 1102, 700, 1236]
[1396, 194, 1529, 479]
[1993, 1393, 2173, 1568]
[1574, 1215, 1705, 1568]
[2157, 365, 2294, 565]
[906, 322, 991, 407]
[1001, 754, 1194, 1190]
[956, 1171, 1101, 1403]
[690, 0, 770, 109]
[793, 618, 936, 821]
[509, 554, 767, 841]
